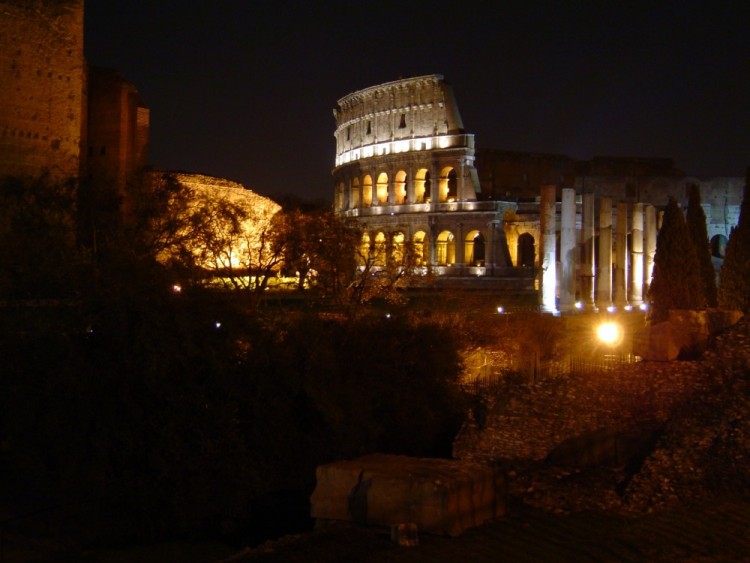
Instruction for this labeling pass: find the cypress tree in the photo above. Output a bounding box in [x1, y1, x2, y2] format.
[718, 167, 750, 311]
[686, 183, 718, 307]
[648, 196, 706, 322]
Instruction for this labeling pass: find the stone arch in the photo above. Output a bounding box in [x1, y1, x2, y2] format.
[358, 231, 371, 265]
[413, 230, 428, 267]
[350, 177, 360, 208]
[465, 230, 485, 266]
[376, 172, 389, 205]
[436, 230, 456, 265]
[415, 168, 429, 203]
[391, 231, 406, 263]
[394, 170, 407, 204]
[517, 232, 535, 268]
[710, 234, 728, 258]
[362, 175, 373, 207]
[373, 231, 387, 266]
[335, 182, 346, 211]
[438, 166, 458, 203]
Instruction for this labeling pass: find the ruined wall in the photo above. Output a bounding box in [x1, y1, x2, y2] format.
[0, 0, 85, 180]
[333, 74, 466, 162]
[475, 149, 576, 201]
[86, 66, 150, 192]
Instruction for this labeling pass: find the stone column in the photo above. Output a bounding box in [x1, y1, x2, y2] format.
[428, 217, 438, 266]
[630, 203, 644, 306]
[406, 166, 416, 205]
[455, 223, 465, 268]
[429, 164, 439, 208]
[597, 197, 613, 309]
[644, 204, 657, 297]
[615, 202, 629, 307]
[540, 185, 557, 313]
[580, 191, 595, 308]
[559, 188, 576, 312]
[486, 221, 496, 275]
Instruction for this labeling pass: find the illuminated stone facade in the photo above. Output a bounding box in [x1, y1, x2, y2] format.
[333, 76, 743, 302]
[163, 172, 281, 271]
[333, 75, 518, 283]
[0, 0, 86, 180]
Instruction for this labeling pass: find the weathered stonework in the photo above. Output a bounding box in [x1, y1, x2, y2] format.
[0, 0, 85, 180]
[310, 454, 506, 536]
[86, 66, 150, 193]
[333, 77, 744, 300]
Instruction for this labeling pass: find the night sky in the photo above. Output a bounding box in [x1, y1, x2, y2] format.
[84, 1, 749, 203]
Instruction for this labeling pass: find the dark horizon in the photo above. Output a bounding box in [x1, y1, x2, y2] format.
[85, 1, 750, 203]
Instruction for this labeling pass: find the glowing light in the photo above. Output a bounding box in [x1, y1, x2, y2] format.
[172, 284, 182, 293]
[575, 301, 583, 310]
[214, 321, 222, 329]
[639, 303, 648, 311]
[497, 306, 504, 314]
[606, 305, 616, 313]
[597, 322, 622, 346]
[624, 304, 633, 311]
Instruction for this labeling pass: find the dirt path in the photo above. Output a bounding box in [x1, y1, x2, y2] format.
[229, 495, 750, 562]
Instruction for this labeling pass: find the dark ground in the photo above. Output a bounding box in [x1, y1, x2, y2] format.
[226, 495, 750, 563]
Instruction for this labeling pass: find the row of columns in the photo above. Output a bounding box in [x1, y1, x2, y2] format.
[541, 186, 658, 314]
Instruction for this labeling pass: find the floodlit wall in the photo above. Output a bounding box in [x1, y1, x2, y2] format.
[0, 0, 85, 180]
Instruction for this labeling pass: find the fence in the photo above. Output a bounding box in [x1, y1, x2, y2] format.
[462, 353, 640, 393]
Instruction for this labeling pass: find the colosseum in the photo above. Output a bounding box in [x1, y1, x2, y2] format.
[332, 74, 744, 312]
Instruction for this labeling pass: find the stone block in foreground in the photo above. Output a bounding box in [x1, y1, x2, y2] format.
[310, 454, 506, 536]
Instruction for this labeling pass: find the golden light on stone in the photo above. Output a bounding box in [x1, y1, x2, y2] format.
[596, 321, 622, 346]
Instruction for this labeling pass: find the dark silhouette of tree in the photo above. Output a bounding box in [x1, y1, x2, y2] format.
[718, 168, 750, 311]
[648, 196, 706, 322]
[0, 174, 84, 298]
[686, 184, 718, 307]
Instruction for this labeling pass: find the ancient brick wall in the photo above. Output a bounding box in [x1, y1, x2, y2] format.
[86, 66, 150, 191]
[0, 0, 85, 180]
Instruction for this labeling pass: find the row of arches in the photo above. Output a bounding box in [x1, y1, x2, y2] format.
[336, 166, 459, 210]
[358, 227, 537, 270]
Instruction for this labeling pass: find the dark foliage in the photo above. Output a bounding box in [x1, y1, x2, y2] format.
[1, 298, 464, 543]
[718, 168, 750, 311]
[648, 197, 706, 322]
[686, 184, 718, 307]
[0, 172, 465, 547]
[0, 174, 85, 298]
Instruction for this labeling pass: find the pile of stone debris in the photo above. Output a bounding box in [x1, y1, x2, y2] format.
[512, 315, 750, 516]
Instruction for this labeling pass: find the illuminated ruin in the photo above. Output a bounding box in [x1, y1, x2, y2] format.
[333, 75, 744, 310]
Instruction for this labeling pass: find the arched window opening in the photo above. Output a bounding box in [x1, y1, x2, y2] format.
[358, 232, 371, 266]
[376, 172, 389, 205]
[436, 230, 456, 266]
[413, 230, 428, 267]
[517, 233, 535, 268]
[414, 169, 429, 203]
[362, 175, 373, 207]
[391, 232, 405, 264]
[394, 170, 407, 204]
[439, 166, 457, 203]
[399, 114, 406, 128]
[336, 182, 346, 211]
[710, 234, 728, 258]
[373, 232, 387, 266]
[350, 177, 360, 208]
[465, 230, 485, 266]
